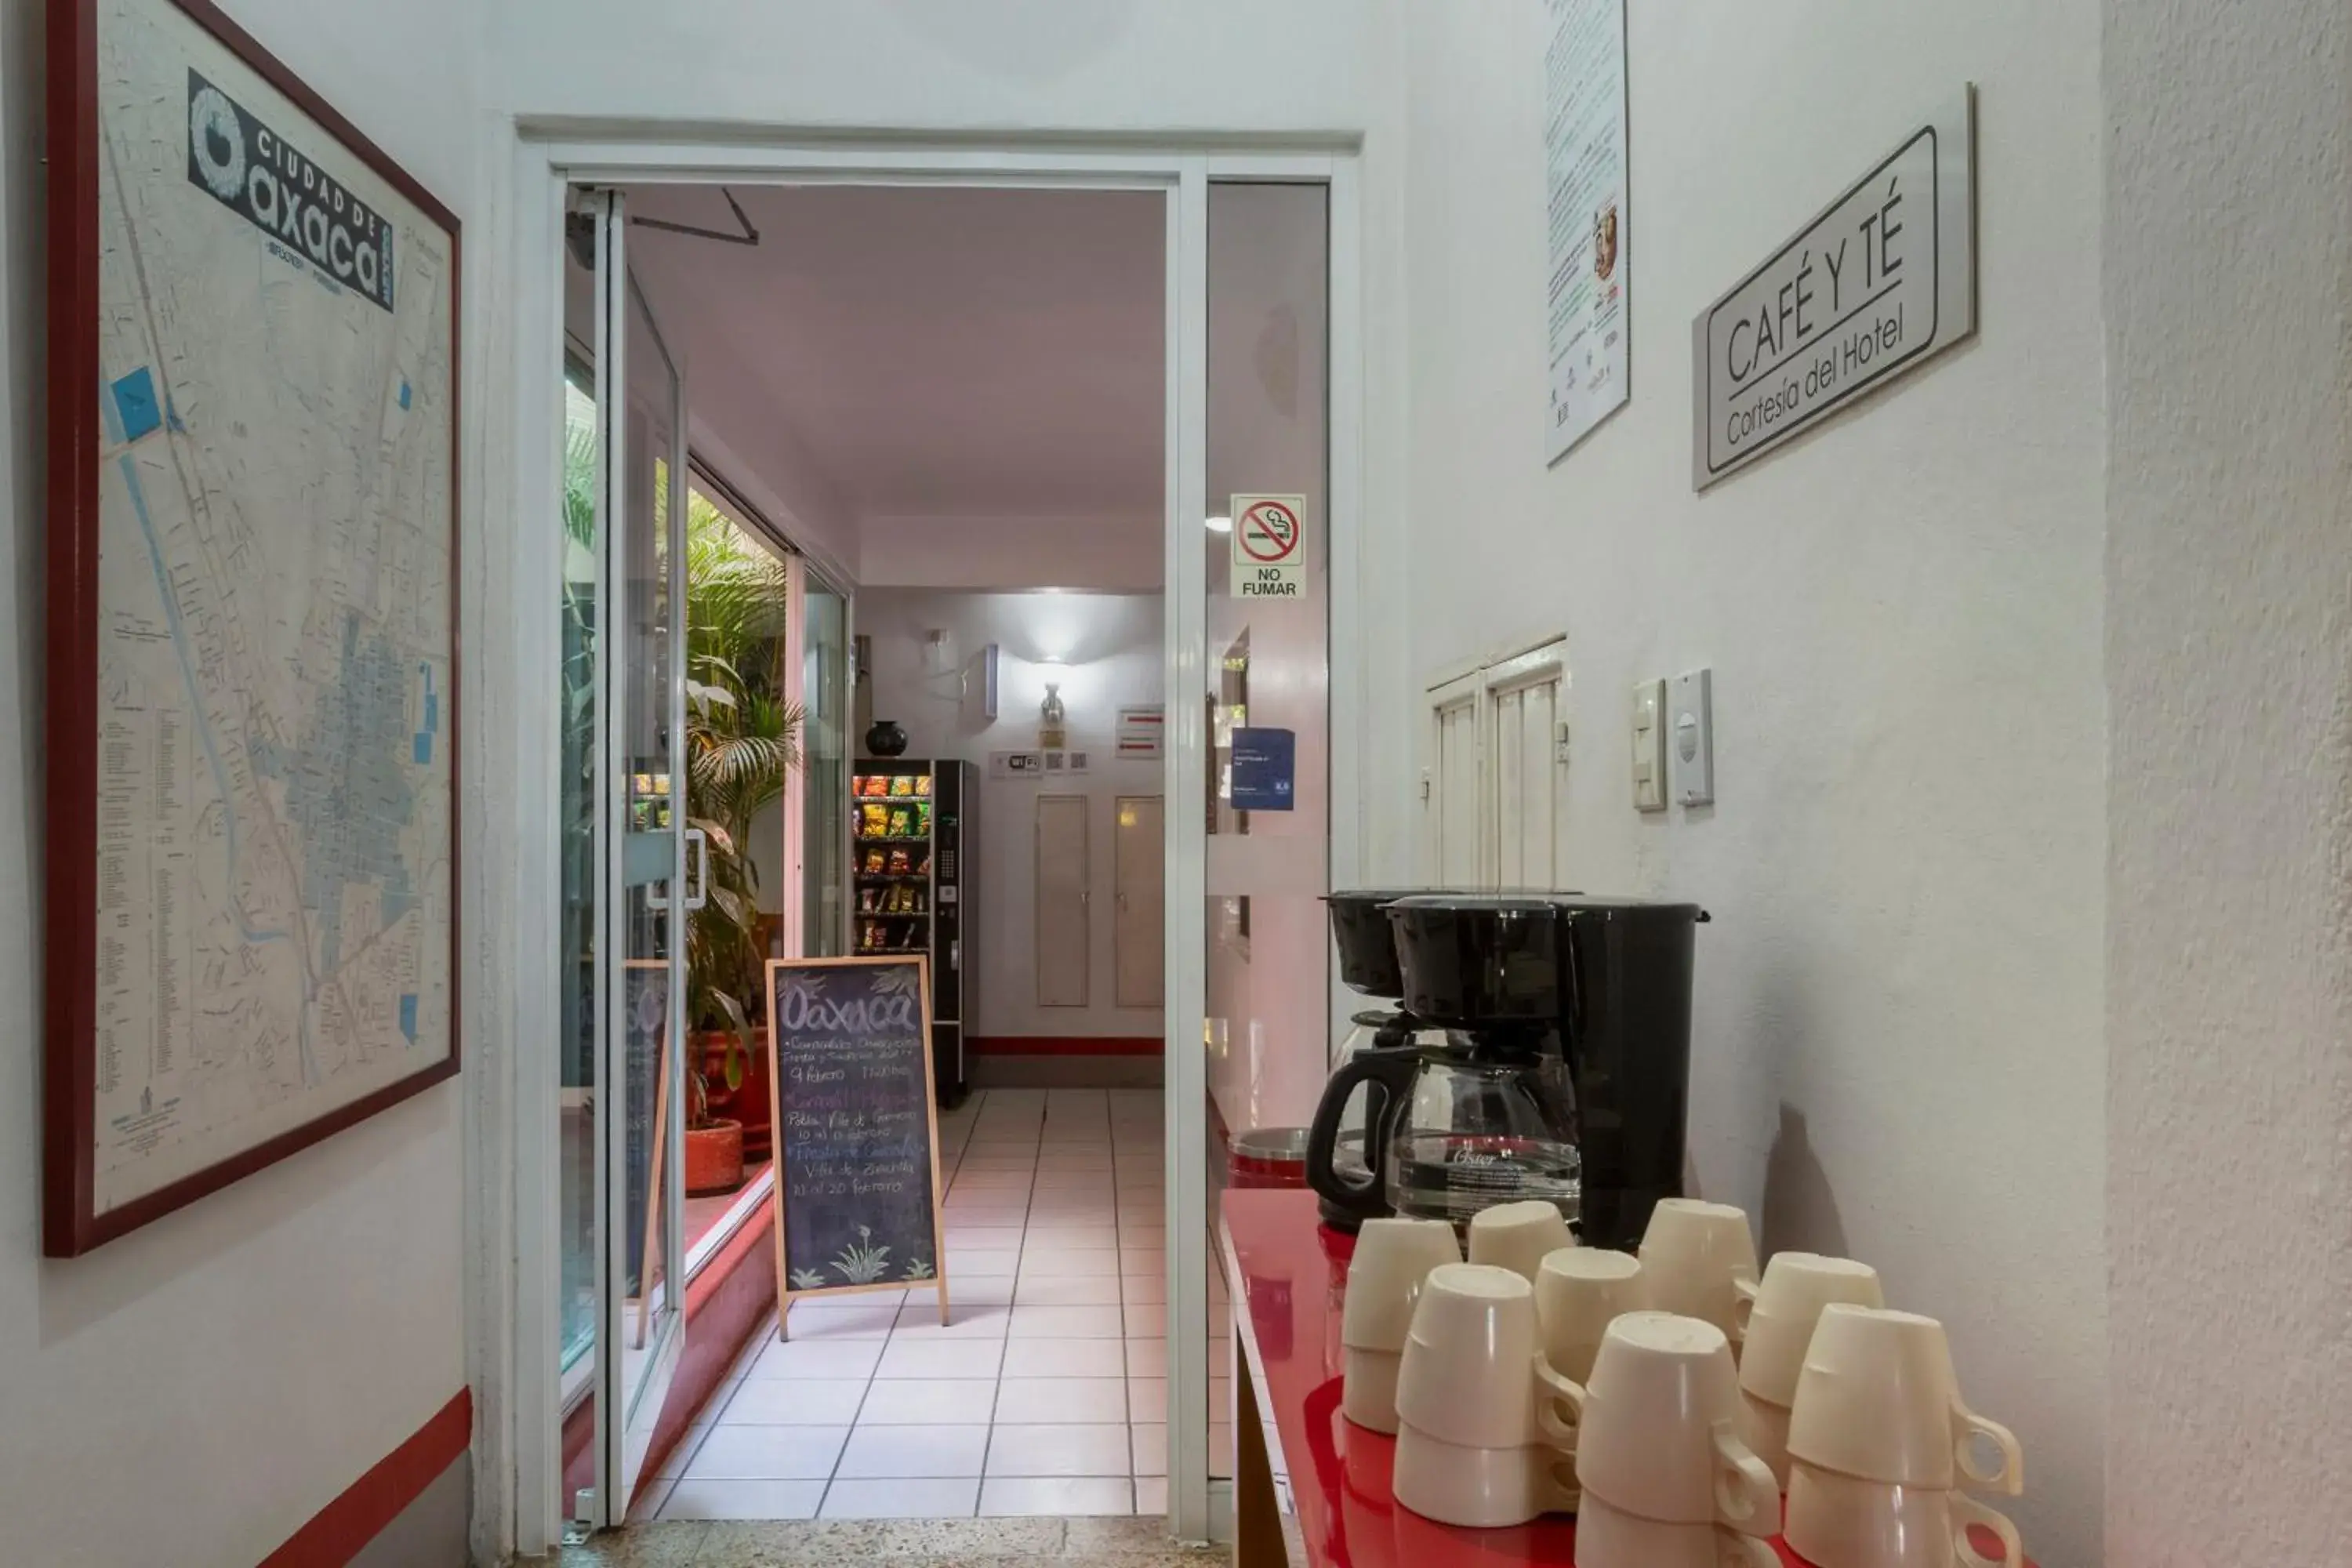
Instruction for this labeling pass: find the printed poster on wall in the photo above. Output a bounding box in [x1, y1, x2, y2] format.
[1544, 0, 1630, 464]
[42, 0, 462, 1254]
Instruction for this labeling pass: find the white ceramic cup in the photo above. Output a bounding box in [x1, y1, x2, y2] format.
[1733, 1388, 1795, 1489]
[1573, 1490, 1782, 1568]
[1535, 1247, 1647, 1386]
[1733, 1252, 1885, 1409]
[1573, 1312, 1778, 1535]
[1788, 1306, 2024, 1494]
[1392, 1421, 1581, 1529]
[1341, 1346, 1404, 1435]
[1785, 1458, 2023, 1568]
[1468, 1198, 1577, 1283]
[1637, 1200, 1760, 1350]
[1341, 1217, 1461, 1353]
[1395, 1263, 1584, 1450]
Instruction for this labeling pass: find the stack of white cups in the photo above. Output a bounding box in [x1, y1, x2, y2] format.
[1390, 1264, 1586, 1527]
[1731, 1252, 1886, 1486]
[1349, 1194, 2031, 1567]
[1570, 1312, 1781, 1568]
[1338, 1218, 1460, 1435]
[1638, 1199, 1761, 1356]
[1783, 1306, 2027, 1568]
[1533, 1246, 1646, 1387]
[1467, 1198, 1577, 1284]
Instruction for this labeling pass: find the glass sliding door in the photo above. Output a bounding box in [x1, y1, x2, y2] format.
[564, 189, 690, 1529]
[1177, 175, 1332, 1535]
[558, 363, 600, 1415]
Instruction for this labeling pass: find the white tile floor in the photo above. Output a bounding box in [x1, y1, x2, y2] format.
[641, 1087, 1234, 1523]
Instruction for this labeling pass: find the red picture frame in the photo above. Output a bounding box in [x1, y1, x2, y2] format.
[43, 0, 463, 1256]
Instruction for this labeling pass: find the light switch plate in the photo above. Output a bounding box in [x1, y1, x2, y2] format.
[1670, 668, 1715, 807]
[1631, 679, 1668, 811]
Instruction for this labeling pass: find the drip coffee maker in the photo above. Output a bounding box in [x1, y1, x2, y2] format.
[1310, 891, 1708, 1250]
[1369, 895, 1587, 1234]
[1537, 895, 1708, 1248]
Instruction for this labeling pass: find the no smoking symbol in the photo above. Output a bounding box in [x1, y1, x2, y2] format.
[1238, 502, 1300, 564]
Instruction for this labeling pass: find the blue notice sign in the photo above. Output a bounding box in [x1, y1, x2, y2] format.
[1229, 728, 1297, 811]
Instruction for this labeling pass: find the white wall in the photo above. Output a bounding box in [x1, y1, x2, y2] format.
[2103, 1, 2352, 1562]
[0, 0, 481, 1562]
[1399, 5, 2107, 1562]
[488, 0, 1394, 142]
[861, 590, 1166, 1040]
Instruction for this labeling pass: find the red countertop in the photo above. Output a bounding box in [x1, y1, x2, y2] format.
[1221, 1189, 2034, 1568]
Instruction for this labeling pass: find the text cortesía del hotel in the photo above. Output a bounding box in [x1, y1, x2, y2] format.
[1693, 92, 1975, 489]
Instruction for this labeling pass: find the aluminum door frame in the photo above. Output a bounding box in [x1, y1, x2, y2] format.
[503, 143, 1363, 1556]
[589, 188, 689, 1531]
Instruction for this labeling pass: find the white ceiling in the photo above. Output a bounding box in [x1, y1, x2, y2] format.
[624, 185, 1167, 562]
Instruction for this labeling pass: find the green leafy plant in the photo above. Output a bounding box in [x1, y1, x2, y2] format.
[681, 495, 803, 1127]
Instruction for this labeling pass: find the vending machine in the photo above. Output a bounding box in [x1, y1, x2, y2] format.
[851, 757, 977, 1105]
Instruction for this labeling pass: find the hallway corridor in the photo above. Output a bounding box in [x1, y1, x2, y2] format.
[635, 1088, 1229, 1523]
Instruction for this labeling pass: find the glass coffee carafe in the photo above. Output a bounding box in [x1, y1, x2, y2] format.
[1315, 894, 1590, 1237]
[1322, 1010, 1401, 1191]
[1317, 1034, 1582, 1235]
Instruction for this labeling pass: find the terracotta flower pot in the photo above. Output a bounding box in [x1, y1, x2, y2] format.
[684, 1119, 745, 1196]
[698, 1032, 774, 1163]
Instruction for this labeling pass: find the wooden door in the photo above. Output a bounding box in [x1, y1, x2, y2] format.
[1114, 795, 1165, 1007]
[1035, 794, 1091, 1007]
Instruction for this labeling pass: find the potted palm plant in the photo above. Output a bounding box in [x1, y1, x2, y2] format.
[561, 411, 800, 1195]
[681, 496, 802, 1189]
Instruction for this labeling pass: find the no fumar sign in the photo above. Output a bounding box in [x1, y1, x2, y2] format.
[1231, 495, 1305, 599]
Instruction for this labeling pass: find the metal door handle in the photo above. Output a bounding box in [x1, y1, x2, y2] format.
[684, 827, 708, 911]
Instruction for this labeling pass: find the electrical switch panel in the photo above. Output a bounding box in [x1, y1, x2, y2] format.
[1670, 668, 1715, 807]
[1632, 680, 1668, 811]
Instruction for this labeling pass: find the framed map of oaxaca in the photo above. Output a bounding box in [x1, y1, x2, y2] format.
[43, 0, 461, 1254]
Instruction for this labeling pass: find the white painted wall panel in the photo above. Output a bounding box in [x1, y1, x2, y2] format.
[2103, 1, 2352, 1562]
[1428, 673, 1483, 887]
[1034, 795, 1091, 1007]
[1399, 5, 2108, 1559]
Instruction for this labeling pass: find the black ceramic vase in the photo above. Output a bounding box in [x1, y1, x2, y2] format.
[864, 719, 909, 758]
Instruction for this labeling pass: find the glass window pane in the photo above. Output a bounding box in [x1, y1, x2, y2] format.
[559, 368, 600, 1395]
[1200, 180, 1330, 1478]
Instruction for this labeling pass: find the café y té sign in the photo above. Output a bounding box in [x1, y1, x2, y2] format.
[1692, 89, 1976, 489]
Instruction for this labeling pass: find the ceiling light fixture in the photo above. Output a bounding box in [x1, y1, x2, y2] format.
[1205, 514, 1232, 534]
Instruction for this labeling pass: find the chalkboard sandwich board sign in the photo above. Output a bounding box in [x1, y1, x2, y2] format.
[764, 956, 950, 1333]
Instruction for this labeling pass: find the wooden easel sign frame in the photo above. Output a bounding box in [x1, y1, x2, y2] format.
[764, 955, 950, 1336]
